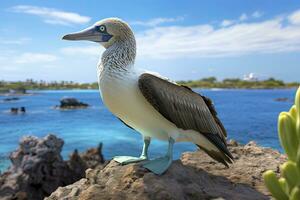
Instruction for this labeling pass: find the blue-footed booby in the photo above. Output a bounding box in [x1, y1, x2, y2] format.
[63, 18, 233, 175]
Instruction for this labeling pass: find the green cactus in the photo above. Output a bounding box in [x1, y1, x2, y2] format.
[264, 86, 300, 200]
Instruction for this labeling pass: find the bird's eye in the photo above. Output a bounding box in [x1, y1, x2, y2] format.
[98, 25, 106, 32]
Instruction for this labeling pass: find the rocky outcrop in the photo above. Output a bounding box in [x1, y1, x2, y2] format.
[47, 140, 286, 200]
[55, 98, 89, 109]
[0, 134, 104, 200]
[0, 134, 285, 200]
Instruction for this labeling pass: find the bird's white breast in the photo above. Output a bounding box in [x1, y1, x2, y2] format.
[97, 65, 179, 141]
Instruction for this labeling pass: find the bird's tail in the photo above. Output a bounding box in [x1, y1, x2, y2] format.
[184, 130, 233, 167]
[196, 145, 233, 168]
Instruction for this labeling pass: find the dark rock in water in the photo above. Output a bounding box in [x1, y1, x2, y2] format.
[56, 97, 89, 109]
[20, 107, 26, 113]
[274, 97, 291, 102]
[0, 134, 105, 200]
[10, 107, 18, 114]
[3, 97, 20, 102]
[10, 107, 26, 114]
[46, 141, 286, 200]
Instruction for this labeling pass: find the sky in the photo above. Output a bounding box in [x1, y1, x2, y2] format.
[0, 0, 300, 82]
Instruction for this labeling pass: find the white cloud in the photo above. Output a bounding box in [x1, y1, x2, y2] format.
[11, 5, 91, 26]
[0, 37, 31, 45]
[288, 10, 300, 25]
[221, 11, 263, 27]
[221, 19, 235, 27]
[252, 11, 264, 18]
[239, 13, 248, 21]
[60, 46, 103, 56]
[136, 14, 300, 59]
[15, 53, 58, 64]
[58, 10, 300, 60]
[131, 17, 184, 27]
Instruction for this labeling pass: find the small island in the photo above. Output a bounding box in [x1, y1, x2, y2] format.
[55, 97, 89, 109]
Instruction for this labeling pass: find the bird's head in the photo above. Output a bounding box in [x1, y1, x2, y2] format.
[62, 18, 134, 49]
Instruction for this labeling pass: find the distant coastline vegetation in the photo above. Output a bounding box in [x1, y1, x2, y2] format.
[177, 77, 299, 89]
[0, 77, 299, 93]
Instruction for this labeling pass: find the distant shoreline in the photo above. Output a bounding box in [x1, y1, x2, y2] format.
[177, 77, 299, 89]
[0, 87, 297, 97]
[0, 86, 298, 94]
[0, 77, 299, 93]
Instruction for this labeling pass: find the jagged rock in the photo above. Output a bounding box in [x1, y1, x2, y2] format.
[0, 135, 104, 200]
[79, 143, 105, 168]
[46, 140, 286, 200]
[56, 98, 89, 109]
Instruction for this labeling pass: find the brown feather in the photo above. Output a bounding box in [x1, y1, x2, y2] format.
[138, 73, 233, 166]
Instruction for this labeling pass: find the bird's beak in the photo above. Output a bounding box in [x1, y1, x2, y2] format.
[62, 26, 112, 42]
[62, 26, 98, 42]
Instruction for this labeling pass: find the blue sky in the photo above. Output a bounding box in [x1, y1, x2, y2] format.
[0, 0, 300, 82]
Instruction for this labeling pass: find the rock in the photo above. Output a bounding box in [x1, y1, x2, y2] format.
[56, 97, 89, 109]
[0, 135, 105, 200]
[79, 143, 105, 168]
[47, 141, 286, 200]
[3, 97, 20, 102]
[182, 141, 286, 197]
[274, 97, 291, 102]
[227, 139, 239, 147]
[9, 107, 26, 114]
[20, 107, 26, 113]
[10, 108, 18, 114]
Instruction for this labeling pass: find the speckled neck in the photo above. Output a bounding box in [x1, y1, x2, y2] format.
[101, 35, 136, 72]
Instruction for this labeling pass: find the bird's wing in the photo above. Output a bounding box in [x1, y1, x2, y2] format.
[138, 73, 233, 166]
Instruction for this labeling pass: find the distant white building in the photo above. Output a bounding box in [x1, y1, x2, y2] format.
[243, 73, 258, 82]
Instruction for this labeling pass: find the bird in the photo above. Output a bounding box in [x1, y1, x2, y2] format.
[62, 18, 233, 175]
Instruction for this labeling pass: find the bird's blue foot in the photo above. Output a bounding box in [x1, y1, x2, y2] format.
[143, 137, 175, 175]
[114, 137, 151, 165]
[113, 155, 148, 164]
[142, 155, 172, 175]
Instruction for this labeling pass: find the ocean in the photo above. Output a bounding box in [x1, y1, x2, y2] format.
[0, 88, 296, 172]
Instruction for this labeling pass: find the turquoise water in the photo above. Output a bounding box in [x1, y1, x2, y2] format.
[0, 88, 296, 172]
